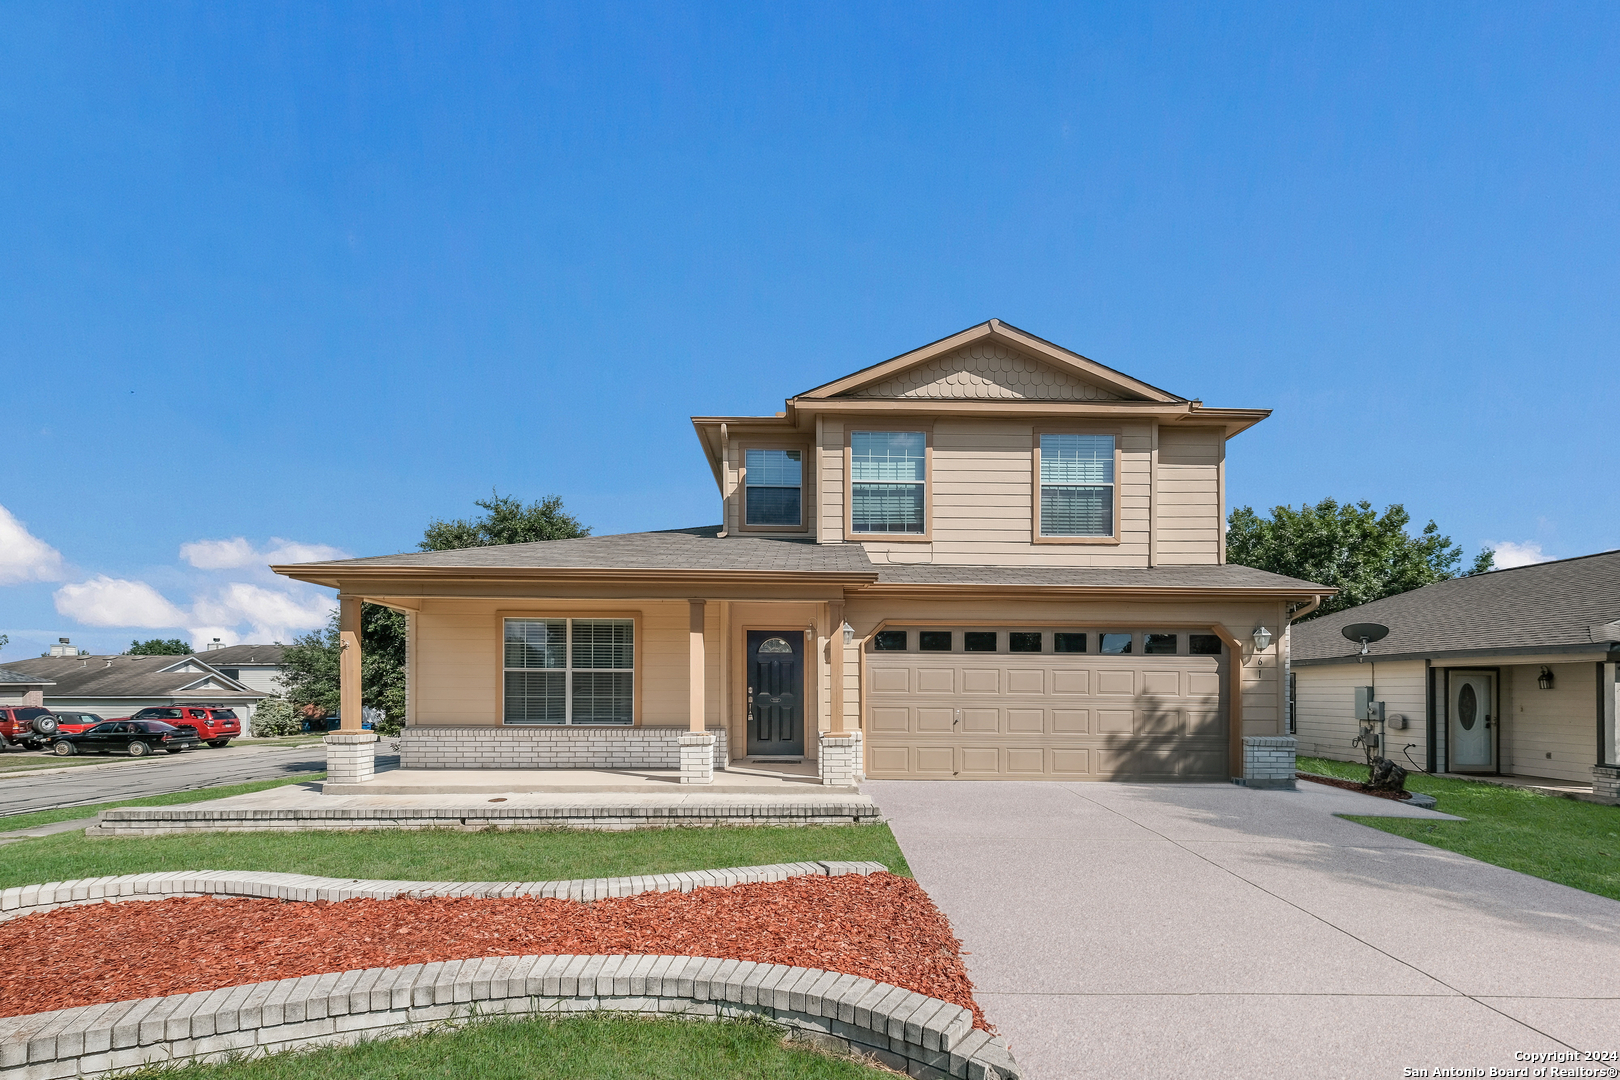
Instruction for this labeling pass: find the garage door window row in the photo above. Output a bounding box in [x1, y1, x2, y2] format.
[871, 629, 1225, 656]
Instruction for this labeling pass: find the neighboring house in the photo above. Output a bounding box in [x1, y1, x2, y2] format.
[0, 668, 53, 708]
[0, 653, 265, 724]
[274, 320, 1330, 785]
[196, 643, 288, 695]
[1291, 550, 1620, 793]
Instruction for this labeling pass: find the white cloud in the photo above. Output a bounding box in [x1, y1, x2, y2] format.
[179, 537, 260, 570]
[1488, 541, 1555, 569]
[54, 576, 188, 628]
[190, 583, 334, 644]
[263, 538, 349, 564]
[0, 504, 67, 585]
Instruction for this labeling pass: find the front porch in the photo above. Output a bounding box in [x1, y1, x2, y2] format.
[320, 756, 858, 796]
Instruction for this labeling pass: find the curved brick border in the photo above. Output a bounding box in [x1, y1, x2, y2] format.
[0, 954, 1021, 1080]
[0, 861, 888, 924]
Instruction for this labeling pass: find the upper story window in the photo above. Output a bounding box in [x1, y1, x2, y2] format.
[744, 449, 803, 527]
[851, 431, 926, 535]
[1038, 433, 1115, 538]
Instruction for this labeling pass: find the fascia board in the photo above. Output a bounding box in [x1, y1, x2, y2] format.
[790, 400, 1196, 419]
[272, 565, 881, 588]
[1295, 644, 1620, 667]
[860, 583, 1332, 602]
[795, 322, 996, 398]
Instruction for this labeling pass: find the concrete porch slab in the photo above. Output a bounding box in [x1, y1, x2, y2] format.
[321, 765, 856, 796]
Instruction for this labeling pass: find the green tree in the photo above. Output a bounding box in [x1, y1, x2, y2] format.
[1226, 498, 1496, 619]
[128, 638, 194, 655]
[278, 604, 408, 735]
[420, 491, 590, 551]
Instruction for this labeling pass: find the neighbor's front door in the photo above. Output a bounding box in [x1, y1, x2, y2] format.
[747, 630, 804, 756]
[1450, 671, 1496, 771]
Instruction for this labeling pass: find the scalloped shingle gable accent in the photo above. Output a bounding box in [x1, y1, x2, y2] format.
[846, 341, 1125, 401]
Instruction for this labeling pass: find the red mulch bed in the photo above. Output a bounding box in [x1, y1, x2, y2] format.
[1, 873, 990, 1030]
[1298, 773, 1413, 801]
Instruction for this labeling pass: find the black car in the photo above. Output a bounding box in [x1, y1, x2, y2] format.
[48, 720, 202, 757]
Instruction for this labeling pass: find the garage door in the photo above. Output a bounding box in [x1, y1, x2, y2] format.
[865, 627, 1228, 780]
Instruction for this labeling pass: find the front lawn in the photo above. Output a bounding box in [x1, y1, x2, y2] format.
[0, 820, 910, 891]
[123, 1013, 892, 1080]
[1298, 755, 1620, 901]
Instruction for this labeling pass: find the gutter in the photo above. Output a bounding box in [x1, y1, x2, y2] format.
[1294, 643, 1620, 666]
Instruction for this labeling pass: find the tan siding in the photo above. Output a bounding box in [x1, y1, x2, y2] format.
[819, 418, 845, 542]
[1155, 428, 1223, 565]
[1500, 662, 1598, 783]
[1295, 660, 1428, 766]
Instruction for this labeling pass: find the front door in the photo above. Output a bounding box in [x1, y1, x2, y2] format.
[747, 630, 804, 757]
[1449, 671, 1496, 771]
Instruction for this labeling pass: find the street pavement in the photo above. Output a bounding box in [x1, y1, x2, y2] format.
[0, 742, 398, 816]
[866, 778, 1620, 1080]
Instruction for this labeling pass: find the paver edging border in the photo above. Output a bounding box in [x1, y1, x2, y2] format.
[0, 861, 890, 923]
[0, 954, 1021, 1080]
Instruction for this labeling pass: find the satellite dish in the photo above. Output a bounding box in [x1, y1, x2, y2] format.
[1341, 623, 1389, 644]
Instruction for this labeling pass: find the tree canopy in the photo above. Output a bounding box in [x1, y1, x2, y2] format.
[1226, 498, 1494, 619]
[128, 638, 194, 655]
[420, 491, 590, 551]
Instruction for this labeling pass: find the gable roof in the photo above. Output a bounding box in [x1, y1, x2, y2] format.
[1292, 549, 1620, 665]
[195, 644, 286, 667]
[796, 320, 1185, 403]
[0, 655, 262, 699]
[0, 668, 53, 687]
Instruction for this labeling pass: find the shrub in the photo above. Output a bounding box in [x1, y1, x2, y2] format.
[250, 696, 302, 737]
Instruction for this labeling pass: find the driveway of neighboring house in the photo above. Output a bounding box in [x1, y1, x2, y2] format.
[866, 779, 1620, 1080]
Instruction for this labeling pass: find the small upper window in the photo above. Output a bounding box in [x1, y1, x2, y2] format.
[1054, 632, 1088, 653]
[964, 632, 997, 652]
[1100, 633, 1133, 655]
[1039, 434, 1115, 537]
[1144, 634, 1178, 655]
[744, 449, 803, 527]
[1189, 634, 1223, 656]
[873, 630, 908, 651]
[1009, 632, 1042, 653]
[851, 432, 926, 534]
[919, 631, 952, 651]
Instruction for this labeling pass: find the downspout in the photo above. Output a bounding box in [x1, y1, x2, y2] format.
[716, 423, 730, 538]
[1287, 594, 1324, 623]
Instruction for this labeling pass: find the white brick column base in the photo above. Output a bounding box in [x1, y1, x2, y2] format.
[678, 732, 715, 785]
[324, 732, 378, 786]
[1237, 735, 1297, 790]
[1594, 765, 1620, 802]
[818, 732, 862, 787]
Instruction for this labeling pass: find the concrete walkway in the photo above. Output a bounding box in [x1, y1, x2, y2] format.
[867, 779, 1620, 1080]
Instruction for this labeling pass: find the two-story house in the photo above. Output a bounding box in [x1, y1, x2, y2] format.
[274, 321, 1330, 787]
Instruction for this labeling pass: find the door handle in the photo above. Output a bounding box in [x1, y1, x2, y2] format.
[954, 709, 961, 728]
[1484, 715, 1491, 729]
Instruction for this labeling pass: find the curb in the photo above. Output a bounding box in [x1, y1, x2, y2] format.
[0, 861, 891, 923]
[0, 953, 1021, 1079]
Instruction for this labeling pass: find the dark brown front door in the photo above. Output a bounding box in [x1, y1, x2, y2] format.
[747, 630, 804, 756]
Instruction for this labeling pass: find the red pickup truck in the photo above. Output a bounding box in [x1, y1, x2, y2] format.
[115, 706, 241, 748]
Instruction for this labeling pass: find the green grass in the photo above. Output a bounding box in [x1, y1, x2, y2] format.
[1298, 755, 1620, 902]
[0, 819, 909, 890]
[0, 775, 325, 833]
[123, 1013, 892, 1079]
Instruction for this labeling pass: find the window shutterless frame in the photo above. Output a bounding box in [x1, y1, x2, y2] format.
[1031, 424, 1122, 544]
[736, 439, 813, 533]
[845, 425, 932, 541]
[495, 612, 641, 726]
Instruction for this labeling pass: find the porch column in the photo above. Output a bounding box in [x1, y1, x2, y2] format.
[819, 599, 861, 787]
[1216, 623, 1295, 789]
[680, 599, 714, 784]
[325, 595, 377, 790]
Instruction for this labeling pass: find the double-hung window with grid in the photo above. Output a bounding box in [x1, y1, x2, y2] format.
[503, 618, 634, 725]
[850, 431, 926, 534]
[1039, 433, 1115, 537]
[744, 449, 803, 526]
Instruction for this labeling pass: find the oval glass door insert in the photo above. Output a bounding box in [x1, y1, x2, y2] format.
[1458, 684, 1477, 730]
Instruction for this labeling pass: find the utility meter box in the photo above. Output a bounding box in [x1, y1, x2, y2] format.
[1354, 686, 1376, 720]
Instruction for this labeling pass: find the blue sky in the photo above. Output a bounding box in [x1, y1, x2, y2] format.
[2, 2, 1616, 658]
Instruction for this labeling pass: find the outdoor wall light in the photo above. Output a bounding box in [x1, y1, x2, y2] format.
[842, 622, 855, 645]
[1252, 626, 1273, 652]
[1538, 666, 1555, 690]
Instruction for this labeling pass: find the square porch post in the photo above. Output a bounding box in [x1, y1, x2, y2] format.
[325, 595, 377, 787]
[680, 598, 715, 784]
[819, 599, 861, 787]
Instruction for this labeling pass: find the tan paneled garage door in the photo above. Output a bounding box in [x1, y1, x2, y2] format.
[865, 628, 1228, 780]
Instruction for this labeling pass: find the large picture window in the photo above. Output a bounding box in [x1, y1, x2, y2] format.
[1039, 433, 1115, 537]
[504, 618, 634, 725]
[744, 448, 803, 527]
[851, 431, 926, 534]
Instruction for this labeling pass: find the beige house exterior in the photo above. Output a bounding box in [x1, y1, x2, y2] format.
[276, 320, 1330, 786]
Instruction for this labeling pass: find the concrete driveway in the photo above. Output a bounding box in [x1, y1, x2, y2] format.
[866, 779, 1620, 1080]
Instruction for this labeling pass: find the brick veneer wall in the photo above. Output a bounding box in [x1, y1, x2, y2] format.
[398, 726, 728, 770]
[1240, 735, 1297, 789]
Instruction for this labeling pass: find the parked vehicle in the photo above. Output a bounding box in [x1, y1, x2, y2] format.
[119, 706, 241, 747]
[48, 720, 201, 757]
[46, 711, 105, 735]
[0, 707, 59, 750]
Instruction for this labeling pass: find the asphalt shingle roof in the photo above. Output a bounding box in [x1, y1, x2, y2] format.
[1292, 549, 1620, 664]
[0, 668, 52, 685]
[194, 644, 286, 666]
[290, 527, 877, 574]
[0, 656, 263, 699]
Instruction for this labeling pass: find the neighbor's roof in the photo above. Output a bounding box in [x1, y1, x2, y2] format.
[0, 668, 53, 686]
[275, 527, 878, 578]
[0, 655, 263, 699]
[195, 644, 286, 666]
[1292, 549, 1620, 665]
